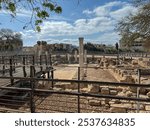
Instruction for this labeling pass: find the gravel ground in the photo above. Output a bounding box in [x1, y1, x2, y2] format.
[35, 94, 111, 113]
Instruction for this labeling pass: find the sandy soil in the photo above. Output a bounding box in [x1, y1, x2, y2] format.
[85, 68, 118, 82]
[54, 67, 77, 79]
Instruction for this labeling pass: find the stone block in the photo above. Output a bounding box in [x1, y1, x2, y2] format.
[37, 83, 45, 89]
[129, 86, 137, 93]
[138, 58, 143, 61]
[110, 107, 127, 113]
[54, 88, 64, 91]
[120, 75, 135, 83]
[116, 87, 123, 92]
[110, 103, 132, 113]
[126, 91, 133, 97]
[111, 99, 121, 104]
[81, 88, 88, 92]
[44, 82, 52, 89]
[87, 97, 95, 100]
[129, 87, 146, 94]
[105, 104, 110, 108]
[145, 105, 150, 111]
[88, 100, 101, 106]
[87, 84, 100, 93]
[101, 87, 110, 95]
[110, 90, 118, 95]
[147, 92, 150, 98]
[117, 92, 126, 96]
[131, 60, 138, 65]
[132, 104, 145, 110]
[104, 99, 110, 104]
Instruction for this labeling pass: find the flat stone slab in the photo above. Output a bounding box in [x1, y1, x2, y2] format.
[110, 103, 132, 109]
[145, 105, 150, 111]
[88, 100, 101, 106]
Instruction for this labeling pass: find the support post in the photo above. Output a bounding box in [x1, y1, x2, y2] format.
[32, 55, 36, 76]
[30, 65, 35, 113]
[40, 55, 43, 71]
[2, 56, 5, 75]
[45, 52, 48, 66]
[51, 67, 54, 88]
[79, 37, 84, 79]
[23, 57, 27, 77]
[12, 56, 16, 72]
[77, 67, 80, 113]
[45, 54, 48, 69]
[9, 58, 14, 85]
[137, 69, 141, 113]
[49, 54, 52, 66]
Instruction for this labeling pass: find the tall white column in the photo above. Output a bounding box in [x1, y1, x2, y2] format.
[79, 37, 84, 79]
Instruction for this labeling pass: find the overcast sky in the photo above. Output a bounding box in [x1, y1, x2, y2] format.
[0, 0, 138, 46]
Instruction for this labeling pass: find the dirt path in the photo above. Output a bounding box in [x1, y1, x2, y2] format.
[85, 68, 118, 82]
[54, 67, 77, 79]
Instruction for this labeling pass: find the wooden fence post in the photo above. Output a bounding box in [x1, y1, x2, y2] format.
[30, 65, 35, 113]
[78, 67, 80, 113]
[9, 58, 14, 85]
[40, 55, 43, 71]
[23, 57, 27, 77]
[2, 56, 5, 75]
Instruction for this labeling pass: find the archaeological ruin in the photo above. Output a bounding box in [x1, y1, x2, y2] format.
[0, 37, 150, 113]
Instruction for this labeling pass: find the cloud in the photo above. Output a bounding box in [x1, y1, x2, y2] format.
[0, 9, 32, 18]
[98, 32, 120, 44]
[83, 9, 93, 15]
[16, 9, 32, 17]
[37, 16, 114, 38]
[83, 1, 124, 17]
[110, 5, 138, 20]
[22, 1, 138, 46]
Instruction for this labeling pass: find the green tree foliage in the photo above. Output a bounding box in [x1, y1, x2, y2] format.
[116, 0, 150, 49]
[84, 42, 105, 52]
[0, 0, 62, 32]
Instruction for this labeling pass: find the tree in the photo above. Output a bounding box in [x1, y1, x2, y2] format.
[116, 0, 150, 50]
[0, 0, 62, 32]
[0, 28, 23, 51]
[132, 0, 150, 6]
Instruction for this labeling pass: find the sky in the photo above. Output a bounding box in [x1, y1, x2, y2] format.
[0, 0, 138, 46]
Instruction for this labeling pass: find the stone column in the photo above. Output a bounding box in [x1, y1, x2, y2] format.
[38, 50, 41, 56]
[79, 37, 84, 79]
[45, 51, 48, 56]
[38, 44, 42, 56]
[84, 50, 87, 64]
[75, 50, 78, 63]
[45, 51, 48, 66]
[67, 53, 70, 64]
